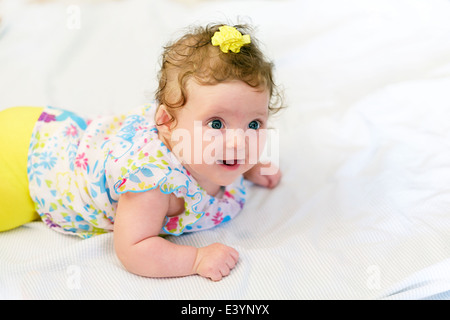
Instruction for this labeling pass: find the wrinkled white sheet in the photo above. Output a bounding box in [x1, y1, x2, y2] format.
[1, 0, 450, 299]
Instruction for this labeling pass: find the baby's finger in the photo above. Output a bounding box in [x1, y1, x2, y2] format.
[268, 171, 282, 188]
[226, 255, 237, 269]
[220, 265, 231, 277]
[209, 270, 223, 282]
[229, 247, 239, 263]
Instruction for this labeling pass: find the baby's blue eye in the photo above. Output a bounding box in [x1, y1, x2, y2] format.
[248, 120, 260, 130]
[208, 119, 223, 130]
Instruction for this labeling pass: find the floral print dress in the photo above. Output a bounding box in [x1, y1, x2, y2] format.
[27, 104, 247, 238]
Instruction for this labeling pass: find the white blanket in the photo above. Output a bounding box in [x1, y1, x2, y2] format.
[1, 0, 450, 299]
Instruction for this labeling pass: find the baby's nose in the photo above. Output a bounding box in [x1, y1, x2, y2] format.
[225, 129, 246, 151]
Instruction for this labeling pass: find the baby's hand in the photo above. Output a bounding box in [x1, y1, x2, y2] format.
[193, 243, 239, 281]
[244, 162, 281, 189]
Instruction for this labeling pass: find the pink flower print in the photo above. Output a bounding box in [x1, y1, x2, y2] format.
[116, 178, 127, 189]
[65, 124, 78, 137]
[166, 216, 179, 232]
[224, 190, 235, 199]
[75, 152, 88, 170]
[212, 211, 224, 225]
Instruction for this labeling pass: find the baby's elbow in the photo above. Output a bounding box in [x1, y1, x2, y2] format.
[113, 236, 143, 274]
[114, 241, 137, 273]
[113, 237, 161, 277]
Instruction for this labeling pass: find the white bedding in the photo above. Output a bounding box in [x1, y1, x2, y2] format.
[1, 0, 450, 300]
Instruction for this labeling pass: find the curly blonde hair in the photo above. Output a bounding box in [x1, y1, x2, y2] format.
[155, 23, 283, 124]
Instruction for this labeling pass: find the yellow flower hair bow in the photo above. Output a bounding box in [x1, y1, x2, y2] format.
[211, 25, 251, 53]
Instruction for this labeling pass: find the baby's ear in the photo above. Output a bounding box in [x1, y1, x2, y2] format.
[155, 105, 174, 132]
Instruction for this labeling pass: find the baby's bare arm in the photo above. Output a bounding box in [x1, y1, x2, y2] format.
[114, 190, 238, 280]
[114, 190, 198, 277]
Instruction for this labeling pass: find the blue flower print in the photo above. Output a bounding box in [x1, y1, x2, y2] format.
[39, 152, 57, 170]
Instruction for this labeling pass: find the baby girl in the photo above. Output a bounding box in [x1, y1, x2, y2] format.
[0, 23, 282, 281]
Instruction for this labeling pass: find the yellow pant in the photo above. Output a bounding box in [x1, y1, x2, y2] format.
[0, 107, 43, 232]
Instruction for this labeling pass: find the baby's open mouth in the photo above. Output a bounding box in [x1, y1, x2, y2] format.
[216, 159, 244, 166]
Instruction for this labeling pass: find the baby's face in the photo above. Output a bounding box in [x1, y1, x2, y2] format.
[165, 80, 270, 187]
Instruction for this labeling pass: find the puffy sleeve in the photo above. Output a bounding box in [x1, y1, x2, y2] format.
[102, 115, 186, 196]
[107, 142, 209, 235]
[102, 113, 209, 235]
